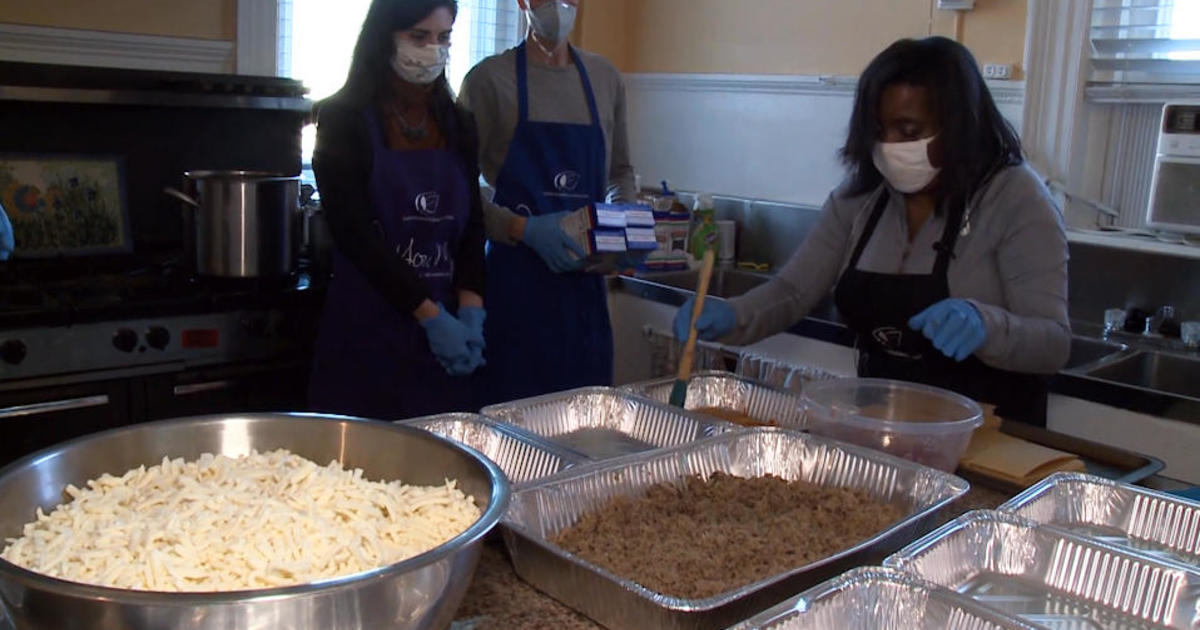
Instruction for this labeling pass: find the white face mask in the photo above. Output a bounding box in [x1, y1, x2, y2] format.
[873, 136, 940, 193]
[527, 1, 577, 46]
[391, 37, 449, 85]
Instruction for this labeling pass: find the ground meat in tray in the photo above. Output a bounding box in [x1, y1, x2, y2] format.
[552, 472, 906, 600]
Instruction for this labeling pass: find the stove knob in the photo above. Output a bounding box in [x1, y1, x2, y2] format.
[112, 328, 138, 353]
[1, 339, 26, 365]
[145, 326, 171, 350]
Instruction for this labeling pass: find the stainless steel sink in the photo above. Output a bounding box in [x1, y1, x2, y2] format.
[1084, 351, 1200, 400]
[1065, 337, 1128, 370]
[637, 268, 771, 299]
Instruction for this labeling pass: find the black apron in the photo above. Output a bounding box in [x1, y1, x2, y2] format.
[832, 190, 1048, 425]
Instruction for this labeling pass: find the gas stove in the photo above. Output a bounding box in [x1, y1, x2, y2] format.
[0, 261, 325, 386]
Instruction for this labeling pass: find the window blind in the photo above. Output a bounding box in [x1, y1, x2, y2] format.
[1090, 0, 1200, 85]
[447, 0, 525, 92]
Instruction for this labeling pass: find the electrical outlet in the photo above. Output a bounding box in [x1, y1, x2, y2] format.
[982, 64, 1012, 80]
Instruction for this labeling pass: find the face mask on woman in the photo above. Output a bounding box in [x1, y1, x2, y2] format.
[873, 136, 940, 193]
[391, 37, 449, 85]
[527, 1, 577, 46]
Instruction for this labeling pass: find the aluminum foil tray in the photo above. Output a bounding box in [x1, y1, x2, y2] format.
[619, 371, 808, 428]
[501, 428, 969, 630]
[727, 566, 1045, 630]
[999, 472, 1200, 569]
[735, 351, 841, 394]
[401, 413, 586, 488]
[643, 325, 729, 378]
[885, 510, 1200, 629]
[480, 386, 732, 461]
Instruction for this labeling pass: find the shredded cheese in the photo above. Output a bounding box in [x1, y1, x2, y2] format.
[0, 449, 480, 592]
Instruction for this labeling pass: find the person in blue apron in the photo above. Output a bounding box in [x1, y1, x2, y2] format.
[459, 0, 638, 406]
[674, 37, 1070, 426]
[308, 0, 487, 420]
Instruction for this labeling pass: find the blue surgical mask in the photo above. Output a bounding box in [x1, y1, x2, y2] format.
[527, 1, 576, 46]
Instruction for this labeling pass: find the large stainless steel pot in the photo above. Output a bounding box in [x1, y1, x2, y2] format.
[165, 171, 300, 277]
[0, 413, 509, 630]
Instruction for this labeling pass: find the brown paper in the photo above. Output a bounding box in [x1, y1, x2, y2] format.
[959, 428, 1086, 487]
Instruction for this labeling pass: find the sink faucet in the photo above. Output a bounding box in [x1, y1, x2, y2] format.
[1152, 305, 1180, 337]
[1107, 306, 1179, 339]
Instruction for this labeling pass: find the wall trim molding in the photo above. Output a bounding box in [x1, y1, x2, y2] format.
[0, 23, 233, 73]
[624, 72, 1026, 103]
[625, 73, 859, 96]
[1086, 83, 1200, 104]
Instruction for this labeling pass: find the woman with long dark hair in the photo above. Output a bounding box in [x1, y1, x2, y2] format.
[308, 0, 487, 420]
[673, 37, 1070, 425]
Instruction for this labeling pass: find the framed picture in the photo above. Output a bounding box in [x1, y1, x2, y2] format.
[0, 154, 132, 257]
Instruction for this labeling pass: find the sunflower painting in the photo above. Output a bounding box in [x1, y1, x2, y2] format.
[0, 155, 130, 257]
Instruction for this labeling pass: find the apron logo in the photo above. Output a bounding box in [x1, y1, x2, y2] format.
[398, 238, 453, 272]
[414, 191, 441, 216]
[872, 326, 904, 349]
[553, 170, 581, 192]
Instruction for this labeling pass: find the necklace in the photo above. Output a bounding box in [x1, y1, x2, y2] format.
[388, 103, 429, 142]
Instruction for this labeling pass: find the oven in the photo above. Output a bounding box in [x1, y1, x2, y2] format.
[0, 62, 322, 467]
[0, 377, 134, 466]
[143, 358, 312, 420]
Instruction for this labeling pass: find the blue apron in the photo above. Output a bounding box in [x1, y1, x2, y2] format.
[475, 43, 613, 406]
[309, 109, 472, 420]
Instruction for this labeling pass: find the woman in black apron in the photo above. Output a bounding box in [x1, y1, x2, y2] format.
[675, 37, 1070, 426]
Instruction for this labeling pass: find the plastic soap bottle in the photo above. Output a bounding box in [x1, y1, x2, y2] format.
[688, 193, 718, 265]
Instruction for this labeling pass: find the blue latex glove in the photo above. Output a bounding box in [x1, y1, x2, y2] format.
[522, 212, 585, 273]
[909, 298, 987, 362]
[456, 305, 487, 369]
[673, 296, 737, 342]
[0, 201, 13, 261]
[419, 304, 484, 376]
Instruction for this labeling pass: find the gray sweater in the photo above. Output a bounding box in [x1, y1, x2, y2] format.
[726, 163, 1072, 375]
[458, 45, 637, 244]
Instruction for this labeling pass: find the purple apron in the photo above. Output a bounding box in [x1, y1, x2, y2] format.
[308, 109, 472, 420]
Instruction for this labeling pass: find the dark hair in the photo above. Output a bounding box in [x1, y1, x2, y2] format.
[840, 36, 1022, 208]
[334, 0, 475, 167]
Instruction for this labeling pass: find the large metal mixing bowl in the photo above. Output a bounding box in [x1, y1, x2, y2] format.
[0, 413, 509, 630]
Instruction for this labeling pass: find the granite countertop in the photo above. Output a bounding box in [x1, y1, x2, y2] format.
[453, 485, 1012, 629]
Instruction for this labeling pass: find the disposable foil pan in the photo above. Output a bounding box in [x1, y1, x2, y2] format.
[501, 428, 969, 630]
[727, 566, 1046, 630]
[735, 351, 840, 394]
[401, 413, 585, 488]
[480, 386, 732, 461]
[999, 472, 1200, 569]
[619, 371, 807, 428]
[885, 510, 1200, 629]
[643, 325, 729, 378]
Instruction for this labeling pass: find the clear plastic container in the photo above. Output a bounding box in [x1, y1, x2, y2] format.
[800, 378, 983, 472]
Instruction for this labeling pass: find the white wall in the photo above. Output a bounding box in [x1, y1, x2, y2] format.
[625, 74, 1026, 205]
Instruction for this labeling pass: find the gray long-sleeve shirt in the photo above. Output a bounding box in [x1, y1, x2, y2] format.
[457, 45, 637, 244]
[726, 163, 1072, 375]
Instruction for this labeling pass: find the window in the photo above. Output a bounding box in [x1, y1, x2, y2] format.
[1075, 0, 1200, 233]
[277, 0, 524, 173]
[1089, 0, 1200, 85]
